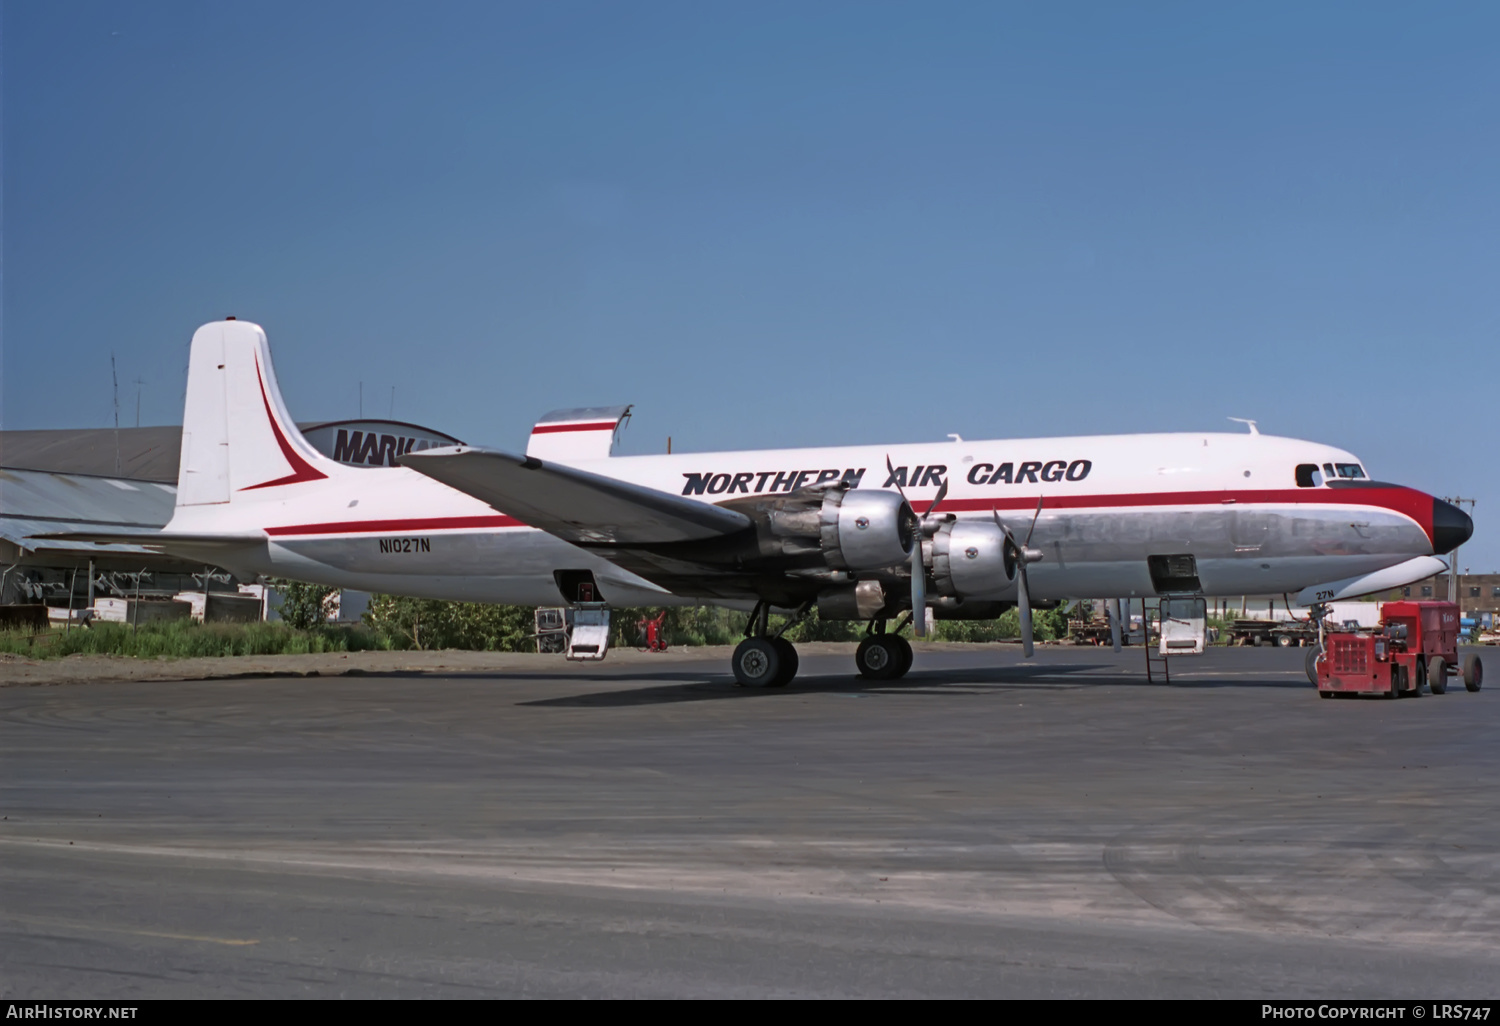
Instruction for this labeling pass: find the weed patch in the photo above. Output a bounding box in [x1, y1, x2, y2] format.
[0, 621, 391, 660]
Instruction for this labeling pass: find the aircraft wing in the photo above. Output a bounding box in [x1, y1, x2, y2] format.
[400, 446, 751, 545]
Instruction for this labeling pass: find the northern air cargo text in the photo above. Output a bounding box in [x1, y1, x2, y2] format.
[680, 460, 1092, 496]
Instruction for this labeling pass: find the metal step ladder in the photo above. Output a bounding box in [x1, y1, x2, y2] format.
[1143, 602, 1170, 683]
[1145, 632, 1170, 683]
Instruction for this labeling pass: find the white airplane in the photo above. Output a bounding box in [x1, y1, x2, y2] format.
[51, 320, 1472, 686]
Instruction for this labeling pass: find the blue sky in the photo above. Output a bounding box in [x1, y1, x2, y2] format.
[5, 1, 1497, 568]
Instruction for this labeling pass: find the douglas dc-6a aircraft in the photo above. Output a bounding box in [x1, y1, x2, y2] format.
[50, 320, 1473, 686]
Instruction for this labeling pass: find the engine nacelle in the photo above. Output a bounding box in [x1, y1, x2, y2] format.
[931, 520, 1015, 600]
[753, 486, 916, 572]
[821, 489, 917, 570]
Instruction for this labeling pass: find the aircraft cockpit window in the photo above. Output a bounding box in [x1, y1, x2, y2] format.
[1295, 464, 1322, 487]
[1324, 463, 1336, 478]
[1334, 463, 1366, 479]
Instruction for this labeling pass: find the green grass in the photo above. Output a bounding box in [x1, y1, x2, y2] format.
[0, 602, 1117, 661]
[0, 620, 393, 660]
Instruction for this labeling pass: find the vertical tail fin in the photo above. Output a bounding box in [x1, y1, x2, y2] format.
[177, 320, 343, 507]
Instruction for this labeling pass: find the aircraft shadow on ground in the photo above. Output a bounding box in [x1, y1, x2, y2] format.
[506, 662, 1230, 708]
[334, 662, 1312, 707]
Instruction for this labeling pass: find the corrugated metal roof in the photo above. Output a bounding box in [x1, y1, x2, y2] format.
[0, 427, 183, 482]
[1, 420, 462, 480]
[0, 467, 175, 555]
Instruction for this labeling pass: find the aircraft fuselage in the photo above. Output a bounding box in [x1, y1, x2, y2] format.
[167, 430, 1451, 609]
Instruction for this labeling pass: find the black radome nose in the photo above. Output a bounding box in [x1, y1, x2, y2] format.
[1431, 498, 1474, 554]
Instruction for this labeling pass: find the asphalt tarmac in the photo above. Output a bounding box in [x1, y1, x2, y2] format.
[2, 644, 1496, 998]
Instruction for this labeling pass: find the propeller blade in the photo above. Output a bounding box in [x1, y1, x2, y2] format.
[992, 509, 1020, 582]
[992, 503, 1042, 657]
[990, 504, 1038, 657]
[991, 509, 1013, 541]
[1017, 563, 1034, 658]
[924, 477, 949, 518]
[885, 455, 908, 502]
[1023, 495, 1044, 547]
[891, 455, 938, 637]
[912, 542, 927, 637]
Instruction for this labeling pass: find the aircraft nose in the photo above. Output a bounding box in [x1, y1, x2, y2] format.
[1432, 498, 1473, 554]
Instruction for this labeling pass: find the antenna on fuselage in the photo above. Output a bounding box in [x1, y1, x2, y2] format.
[1227, 417, 1259, 435]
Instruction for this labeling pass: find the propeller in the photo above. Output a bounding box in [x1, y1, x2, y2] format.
[886, 456, 948, 638]
[992, 497, 1045, 657]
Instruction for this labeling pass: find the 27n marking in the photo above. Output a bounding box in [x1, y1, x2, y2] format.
[378, 537, 431, 554]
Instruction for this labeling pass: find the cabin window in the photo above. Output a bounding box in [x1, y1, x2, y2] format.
[1334, 463, 1366, 479]
[1295, 464, 1321, 487]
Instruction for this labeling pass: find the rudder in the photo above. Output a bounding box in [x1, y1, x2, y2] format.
[176, 320, 343, 506]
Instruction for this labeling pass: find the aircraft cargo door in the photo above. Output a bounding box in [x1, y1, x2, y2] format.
[1231, 510, 1270, 556]
[554, 569, 605, 605]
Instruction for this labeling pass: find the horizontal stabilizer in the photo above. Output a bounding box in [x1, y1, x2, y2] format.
[399, 446, 750, 545]
[526, 406, 632, 464]
[1294, 555, 1449, 605]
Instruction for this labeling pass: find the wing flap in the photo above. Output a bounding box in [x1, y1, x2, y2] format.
[400, 447, 750, 544]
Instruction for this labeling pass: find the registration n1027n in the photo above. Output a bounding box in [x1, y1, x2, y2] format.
[378, 537, 431, 554]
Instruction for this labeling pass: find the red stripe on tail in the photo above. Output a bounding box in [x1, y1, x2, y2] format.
[239, 353, 329, 490]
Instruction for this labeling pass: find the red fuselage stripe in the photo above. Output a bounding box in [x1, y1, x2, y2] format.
[936, 487, 1421, 514]
[530, 421, 618, 434]
[239, 353, 329, 490]
[266, 515, 524, 536]
[262, 486, 1432, 540]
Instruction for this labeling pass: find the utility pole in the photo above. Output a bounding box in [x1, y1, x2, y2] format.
[1442, 496, 1477, 605]
[111, 354, 121, 475]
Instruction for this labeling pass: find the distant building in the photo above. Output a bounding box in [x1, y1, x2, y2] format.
[297, 420, 462, 469]
[1393, 572, 1500, 611]
[1, 420, 459, 615]
[1, 420, 461, 480]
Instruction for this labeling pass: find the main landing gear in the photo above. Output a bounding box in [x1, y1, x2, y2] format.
[731, 601, 801, 688]
[855, 615, 913, 681]
[729, 605, 917, 687]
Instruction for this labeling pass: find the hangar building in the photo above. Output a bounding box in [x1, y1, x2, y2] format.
[0, 420, 460, 620]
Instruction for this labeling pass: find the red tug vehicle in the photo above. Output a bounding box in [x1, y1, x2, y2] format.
[1314, 600, 1483, 699]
